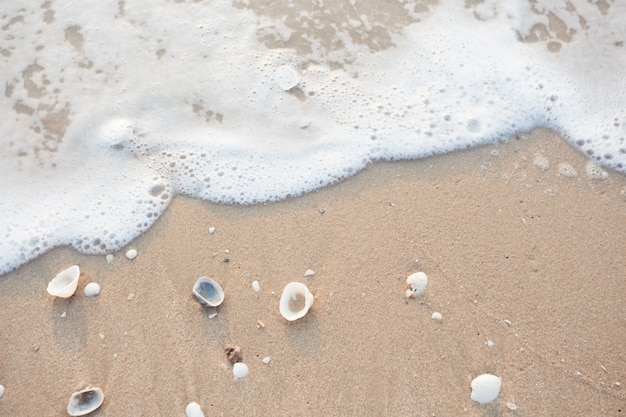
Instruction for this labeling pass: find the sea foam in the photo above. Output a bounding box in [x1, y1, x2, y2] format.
[0, 1, 624, 275]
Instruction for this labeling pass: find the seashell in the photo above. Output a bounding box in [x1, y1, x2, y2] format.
[125, 249, 138, 260]
[279, 282, 314, 321]
[233, 362, 249, 379]
[406, 271, 427, 296]
[67, 386, 104, 416]
[185, 402, 205, 417]
[470, 373, 501, 404]
[193, 276, 224, 307]
[47, 265, 80, 298]
[274, 65, 300, 91]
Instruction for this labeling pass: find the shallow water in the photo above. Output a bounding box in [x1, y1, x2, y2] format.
[1, 0, 624, 275]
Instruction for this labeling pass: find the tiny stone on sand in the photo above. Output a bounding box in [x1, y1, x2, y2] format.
[125, 249, 138, 260]
[84, 282, 101, 297]
[304, 269, 315, 277]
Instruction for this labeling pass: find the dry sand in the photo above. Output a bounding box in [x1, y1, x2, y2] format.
[0, 129, 624, 416]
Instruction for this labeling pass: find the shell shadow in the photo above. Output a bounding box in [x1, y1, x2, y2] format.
[282, 310, 323, 357]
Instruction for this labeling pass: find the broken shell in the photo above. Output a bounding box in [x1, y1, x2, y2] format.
[67, 386, 104, 416]
[193, 276, 224, 307]
[47, 265, 80, 298]
[279, 282, 314, 321]
[225, 344, 243, 363]
[470, 373, 501, 404]
[406, 271, 427, 296]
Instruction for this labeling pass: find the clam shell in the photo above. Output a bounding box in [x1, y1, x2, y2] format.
[193, 276, 224, 307]
[47, 265, 80, 298]
[470, 373, 501, 404]
[279, 282, 314, 321]
[67, 386, 104, 416]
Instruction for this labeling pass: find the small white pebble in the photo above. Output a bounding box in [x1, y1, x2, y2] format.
[0, 384, 4, 399]
[208, 312, 218, 319]
[504, 319, 512, 326]
[114, 353, 118, 360]
[105, 254, 114, 264]
[431, 312, 443, 321]
[209, 227, 216, 234]
[614, 382, 622, 388]
[506, 402, 518, 410]
[84, 282, 101, 297]
[487, 340, 494, 348]
[185, 402, 205, 417]
[233, 362, 249, 379]
[262, 357, 271, 365]
[252, 280, 260, 293]
[125, 249, 138, 260]
[304, 269, 315, 277]
[60, 311, 67, 318]
[98, 333, 105, 341]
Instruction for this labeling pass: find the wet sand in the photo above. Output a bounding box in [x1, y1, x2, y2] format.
[0, 129, 624, 416]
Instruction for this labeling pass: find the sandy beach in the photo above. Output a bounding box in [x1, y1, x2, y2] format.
[0, 129, 624, 416]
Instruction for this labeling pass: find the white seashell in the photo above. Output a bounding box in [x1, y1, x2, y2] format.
[252, 280, 260, 293]
[274, 65, 300, 91]
[304, 269, 315, 277]
[125, 249, 138, 260]
[233, 362, 249, 379]
[470, 374, 501, 404]
[67, 386, 104, 416]
[262, 357, 271, 365]
[185, 402, 205, 417]
[431, 312, 443, 321]
[279, 282, 314, 321]
[84, 282, 101, 297]
[406, 272, 428, 296]
[47, 265, 80, 298]
[193, 276, 224, 307]
[105, 254, 114, 264]
[208, 227, 216, 234]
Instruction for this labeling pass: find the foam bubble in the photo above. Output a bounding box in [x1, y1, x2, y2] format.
[0, 1, 624, 274]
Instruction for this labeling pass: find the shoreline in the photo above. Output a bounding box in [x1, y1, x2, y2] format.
[1, 129, 625, 416]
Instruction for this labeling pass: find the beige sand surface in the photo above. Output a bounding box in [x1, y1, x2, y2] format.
[0, 129, 624, 416]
